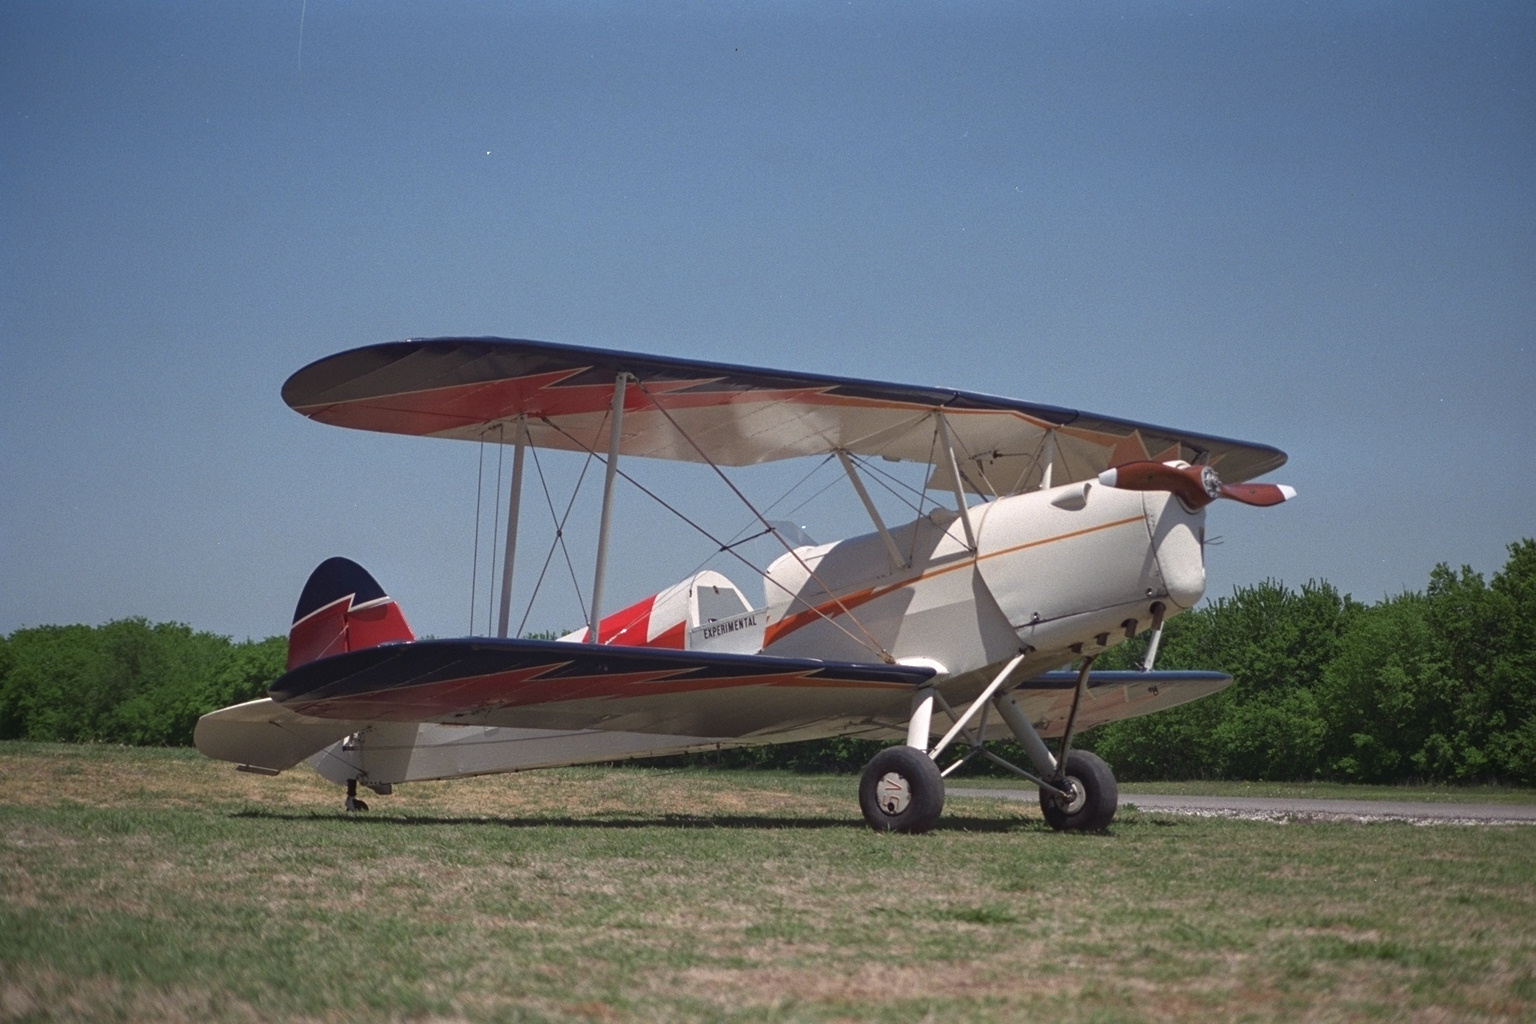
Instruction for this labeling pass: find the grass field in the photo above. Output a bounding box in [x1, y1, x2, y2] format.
[2, 742, 1534, 1022]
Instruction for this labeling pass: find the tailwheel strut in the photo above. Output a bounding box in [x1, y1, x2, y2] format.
[344, 778, 369, 813]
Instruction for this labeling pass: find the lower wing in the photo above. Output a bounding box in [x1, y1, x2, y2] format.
[268, 638, 938, 740]
[1010, 669, 1232, 738]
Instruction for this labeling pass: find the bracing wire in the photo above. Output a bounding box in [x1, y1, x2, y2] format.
[545, 443, 595, 626]
[1049, 429, 1078, 488]
[944, 422, 1002, 500]
[675, 454, 837, 586]
[783, 464, 846, 521]
[542, 416, 886, 659]
[1014, 429, 1052, 493]
[627, 381, 892, 657]
[899, 419, 941, 566]
[883, 415, 942, 568]
[514, 440, 594, 639]
[548, 391, 893, 662]
[709, 455, 836, 553]
[849, 452, 927, 515]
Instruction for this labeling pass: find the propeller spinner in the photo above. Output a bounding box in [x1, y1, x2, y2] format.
[1097, 461, 1296, 509]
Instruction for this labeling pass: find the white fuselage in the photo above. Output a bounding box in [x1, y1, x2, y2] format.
[297, 480, 1206, 788]
[746, 479, 1204, 694]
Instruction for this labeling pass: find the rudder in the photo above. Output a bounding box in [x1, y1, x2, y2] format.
[288, 557, 415, 670]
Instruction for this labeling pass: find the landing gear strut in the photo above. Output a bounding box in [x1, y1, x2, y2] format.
[1033, 655, 1119, 831]
[344, 778, 368, 813]
[857, 654, 1124, 834]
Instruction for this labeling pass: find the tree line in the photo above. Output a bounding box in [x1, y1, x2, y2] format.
[0, 622, 283, 748]
[1, 539, 1531, 784]
[1088, 538, 1535, 785]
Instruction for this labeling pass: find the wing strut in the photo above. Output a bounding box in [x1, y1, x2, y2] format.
[926, 653, 1026, 762]
[1039, 430, 1056, 490]
[935, 412, 978, 553]
[835, 449, 907, 571]
[1139, 601, 1167, 671]
[588, 374, 627, 643]
[495, 416, 527, 639]
[538, 413, 894, 661]
[626, 377, 898, 663]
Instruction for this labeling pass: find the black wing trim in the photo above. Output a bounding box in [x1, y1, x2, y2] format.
[269, 637, 936, 724]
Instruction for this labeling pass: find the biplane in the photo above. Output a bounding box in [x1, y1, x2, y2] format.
[196, 337, 1293, 832]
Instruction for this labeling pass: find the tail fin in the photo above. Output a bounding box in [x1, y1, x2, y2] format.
[287, 557, 415, 670]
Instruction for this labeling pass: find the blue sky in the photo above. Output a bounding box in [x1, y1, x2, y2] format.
[3, 1, 1532, 641]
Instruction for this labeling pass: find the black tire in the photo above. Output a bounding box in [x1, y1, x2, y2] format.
[859, 745, 945, 834]
[1040, 750, 1117, 831]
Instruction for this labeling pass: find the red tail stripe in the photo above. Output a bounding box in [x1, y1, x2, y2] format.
[287, 595, 414, 670]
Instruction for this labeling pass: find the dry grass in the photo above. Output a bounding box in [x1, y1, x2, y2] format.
[2, 742, 1534, 1022]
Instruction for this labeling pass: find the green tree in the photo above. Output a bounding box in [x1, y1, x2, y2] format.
[1484, 539, 1536, 783]
[1313, 594, 1437, 781]
[99, 620, 232, 745]
[0, 620, 289, 746]
[0, 624, 112, 741]
[1414, 541, 1536, 783]
[0, 634, 18, 738]
[1092, 581, 1355, 780]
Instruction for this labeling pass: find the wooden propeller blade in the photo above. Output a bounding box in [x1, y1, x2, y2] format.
[1217, 482, 1297, 507]
[1098, 461, 1295, 509]
[1097, 461, 1219, 508]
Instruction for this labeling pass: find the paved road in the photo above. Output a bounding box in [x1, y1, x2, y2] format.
[946, 787, 1536, 824]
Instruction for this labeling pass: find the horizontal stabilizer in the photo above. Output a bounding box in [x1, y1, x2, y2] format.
[269, 637, 937, 738]
[193, 698, 372, 772]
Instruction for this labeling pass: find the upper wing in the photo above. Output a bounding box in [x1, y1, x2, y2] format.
[268, 637, 936, 740]
[283, 337, 1287, 493]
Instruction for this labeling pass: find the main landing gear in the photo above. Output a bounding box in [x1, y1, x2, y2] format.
[1038, 749, 1118, 832]
[858, 655, 1120, 834]
[859, 745, 946, 833]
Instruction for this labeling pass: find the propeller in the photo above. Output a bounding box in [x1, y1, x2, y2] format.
[1096, 461, 1296, 510]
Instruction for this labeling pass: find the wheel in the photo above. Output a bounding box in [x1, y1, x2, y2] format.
[859, 745, 945, 834]
[345, 796, 368, 812]
[1040, 750, 1117, 831]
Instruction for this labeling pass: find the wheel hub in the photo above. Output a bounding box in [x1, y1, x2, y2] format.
[1054, 776, 1087, 815]
[876, 771, 912, 815]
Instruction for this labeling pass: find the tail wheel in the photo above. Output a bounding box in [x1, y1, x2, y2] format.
[1040, 750, 1118, 831]
[859, 745, 945, 834]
